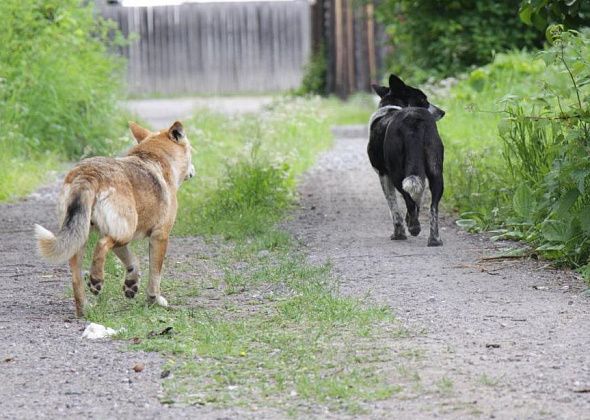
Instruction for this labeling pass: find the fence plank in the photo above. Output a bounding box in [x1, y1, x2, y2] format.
[100, 1, 310, 95]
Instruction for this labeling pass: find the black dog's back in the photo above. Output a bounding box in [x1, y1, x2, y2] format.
[382, 108, 443, 189]
[368, 73, 445, 246]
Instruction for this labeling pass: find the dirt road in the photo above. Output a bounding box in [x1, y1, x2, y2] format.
[1, 121, 589, 419]
[287, 127, 590, 418]
[0, 97, 271, 419]
[124, 96, 274, 129]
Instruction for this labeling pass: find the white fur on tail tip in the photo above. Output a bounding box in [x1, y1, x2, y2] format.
[402, 175, 424, 203]
[34, 224, 59, 262]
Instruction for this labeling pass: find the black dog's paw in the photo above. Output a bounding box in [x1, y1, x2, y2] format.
[408, 225, 421, 237]
[391, 224, 407, 240]
[390, 233, 407, 240]
[427, 237, 443, 247]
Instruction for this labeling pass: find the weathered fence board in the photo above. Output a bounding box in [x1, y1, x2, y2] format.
[311, 0, 387, 97]
[99, 1, 311, 95]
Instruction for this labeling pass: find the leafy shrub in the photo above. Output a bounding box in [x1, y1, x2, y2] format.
[442, 28, 590, 274]
[497, 28, 590, 269]
[197, 145, 294, 239]
[437, 50, 547, 228]
[174, 98, 335, 237]
[0, 0, 126, 159]
[520, 0, 590, 31]
[377, 0, 544, 81]
[294, 45, 328, 96]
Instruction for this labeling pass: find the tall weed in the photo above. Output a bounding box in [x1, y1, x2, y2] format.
[497, 28, 590, 268]
[437, 51, 546, 228]
[0, 0, 128, 200]
[444, 28, 590, 274]
[0, 0, 127, 158]
[174, 98, 334, 237]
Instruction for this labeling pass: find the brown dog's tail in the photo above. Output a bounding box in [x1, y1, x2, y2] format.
[35, 188, 94, 263]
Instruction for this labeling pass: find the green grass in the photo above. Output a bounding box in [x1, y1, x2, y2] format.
[0, 145, 60, 201]
[322, 93, 375, 125]
[0, 0, 129, 201]
[83, 229, 398, 413]
[77, 97, 403, 414]
[436, 51, 548, 225]
[175, 96, 371, 238]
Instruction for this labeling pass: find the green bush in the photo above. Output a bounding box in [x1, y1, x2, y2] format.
[441, 28, 590, 275]
[437, 50, 546, 227]
[293, 45, 328, 96]
[377, 0, 543, 81]
[174, 98, 335, 237]
[497, 28, 590, 270]
[520, 0, 590, 31]
[196, 145, 294, 239]
[0, 0, 126, 159]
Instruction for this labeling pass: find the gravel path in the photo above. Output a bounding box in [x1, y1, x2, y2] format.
[287, 127, 590, 419]
[0, 98, 273, 420]
[0, 183, 266, 419]
[124, 97, 274, 129]
[1, 120, 589, 419]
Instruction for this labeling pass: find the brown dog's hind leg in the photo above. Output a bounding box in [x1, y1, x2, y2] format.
[147, 233, 169, 307]
[113, 245, 141, 298]
[88, 236, 116, 295]
[69, 246, 86, 317]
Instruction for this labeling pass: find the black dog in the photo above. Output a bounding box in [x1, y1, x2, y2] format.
[368, 74, 445, 246]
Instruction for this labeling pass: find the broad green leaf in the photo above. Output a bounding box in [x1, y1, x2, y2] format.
[579, 206, 590, 234]
[553, 188, 579, 218]
[519, 5, 533, 25]
[536, 243, 565, 251]
[491, 230, 525, 241]
[570, 170, 587, 194]
[513, 184, 535, 220]
[541, 220, 568, 242]
[456, 219, 477, 230]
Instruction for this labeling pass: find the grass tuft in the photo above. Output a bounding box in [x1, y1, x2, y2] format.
[77, 97, 401, 414]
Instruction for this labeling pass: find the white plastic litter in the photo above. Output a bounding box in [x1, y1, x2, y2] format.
[81, 323, 118, 340]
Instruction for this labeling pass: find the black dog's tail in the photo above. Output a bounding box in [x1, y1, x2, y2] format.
[402, 175, 424, 203]
[401, 124, 426, 204]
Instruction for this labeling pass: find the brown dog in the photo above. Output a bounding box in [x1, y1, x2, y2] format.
[35, 121, 195, 317]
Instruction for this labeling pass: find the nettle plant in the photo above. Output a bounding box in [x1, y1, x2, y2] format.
[497, 27, 590, 273]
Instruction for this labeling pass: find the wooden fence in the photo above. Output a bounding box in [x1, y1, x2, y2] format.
[311, 0, 387, 97]
[99, 1, 311, 95]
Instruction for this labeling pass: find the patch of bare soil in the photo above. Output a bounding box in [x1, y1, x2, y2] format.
[285, 129, 590, 419]
[0, 184, 276, 419]
[2, 126, 589, 419]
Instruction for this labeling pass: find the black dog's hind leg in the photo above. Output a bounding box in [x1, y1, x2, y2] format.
[427, 175, 444, 246]
[399, 191, 421, 237]
[379, 175, 406, 240]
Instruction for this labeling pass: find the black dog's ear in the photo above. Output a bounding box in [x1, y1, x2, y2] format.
[371, 84, 389, 98]
[388, 74, 407, 92]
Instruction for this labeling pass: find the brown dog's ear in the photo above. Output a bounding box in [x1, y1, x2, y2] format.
[129, 121, 151, 143]
[168, 121, 185, 142]
[371, 83, 389, 98]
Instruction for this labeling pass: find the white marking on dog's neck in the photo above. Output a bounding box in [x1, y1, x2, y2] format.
[369, 105, 403, 129]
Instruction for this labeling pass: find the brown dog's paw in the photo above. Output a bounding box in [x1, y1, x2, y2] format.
[123, 279, 139, 298]
[87, 276, 103, 295]
[147, 295, 169, 307]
